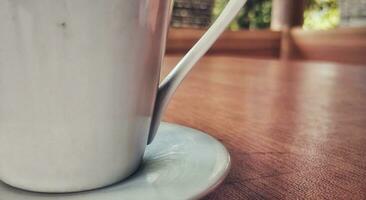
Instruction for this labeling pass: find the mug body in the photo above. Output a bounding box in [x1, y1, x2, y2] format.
[0, 0, 171, 192]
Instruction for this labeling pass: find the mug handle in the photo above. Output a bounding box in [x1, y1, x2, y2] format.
[148, 0, 247, 144]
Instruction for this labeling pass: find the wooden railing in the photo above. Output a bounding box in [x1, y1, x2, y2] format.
[289, 27, 366, 65]
[166, 28, 282, 59]
[166, 27, 366, 65]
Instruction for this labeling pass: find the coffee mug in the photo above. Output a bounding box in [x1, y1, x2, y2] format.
[0, 0, 246, 193]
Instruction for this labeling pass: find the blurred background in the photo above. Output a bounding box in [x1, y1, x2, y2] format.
[166, 0, 366, 65]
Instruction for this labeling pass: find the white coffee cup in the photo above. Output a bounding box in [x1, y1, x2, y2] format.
[0, 0, 246, 193]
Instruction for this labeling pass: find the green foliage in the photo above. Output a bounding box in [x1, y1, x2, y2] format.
[303, 0, 340, 30]
[212, 0, 272, 30]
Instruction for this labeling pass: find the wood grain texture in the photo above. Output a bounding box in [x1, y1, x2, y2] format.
[166, 28, 281, 58]
[162, 56, 366, 199]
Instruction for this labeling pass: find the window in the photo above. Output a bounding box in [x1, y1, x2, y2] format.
[171, 0, 214, 28]
[303, 0, 340, 30]
[171, 0, 272, 30]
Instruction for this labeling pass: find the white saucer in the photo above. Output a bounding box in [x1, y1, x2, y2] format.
[0, 122, 231, 200]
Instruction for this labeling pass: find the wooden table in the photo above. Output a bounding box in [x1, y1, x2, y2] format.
[162, 56, 366, 199]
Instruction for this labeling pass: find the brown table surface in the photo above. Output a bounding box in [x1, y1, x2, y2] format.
[162, 56, 366, 200]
